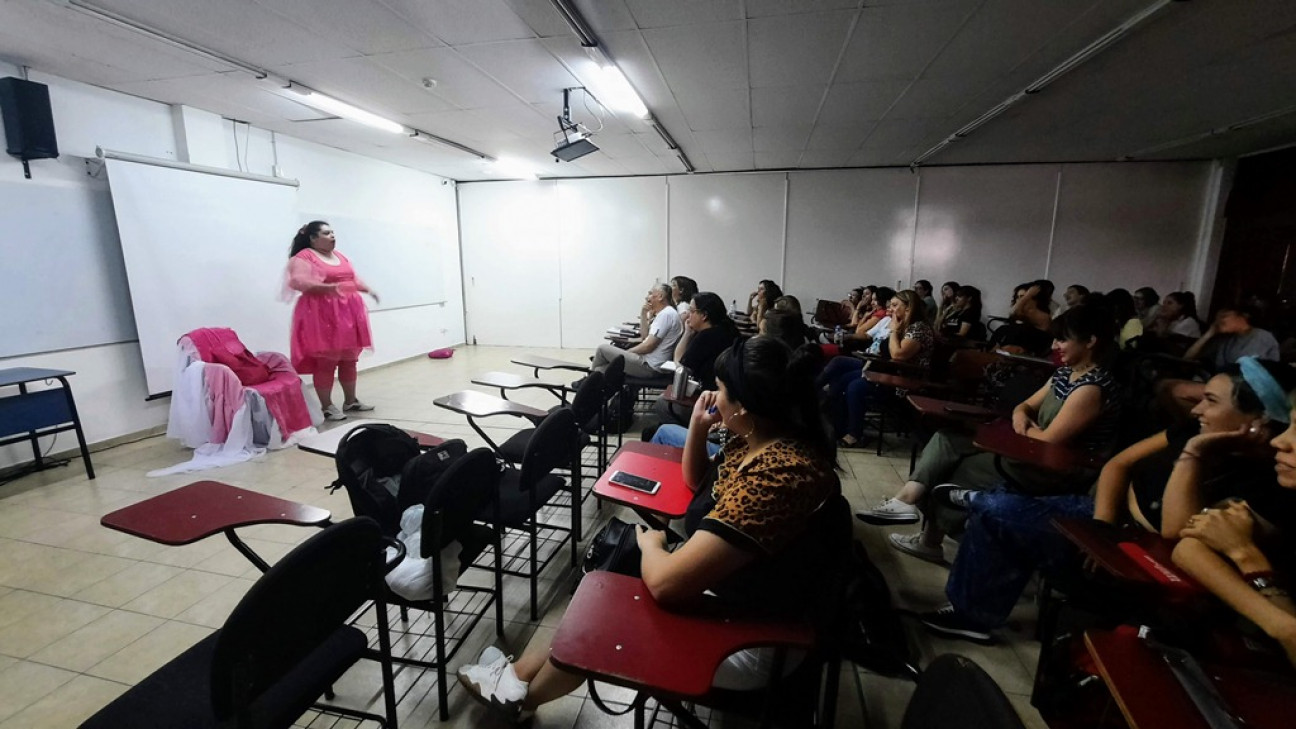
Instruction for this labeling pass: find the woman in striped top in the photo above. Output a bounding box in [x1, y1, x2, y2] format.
[857, 305, 1120, 564]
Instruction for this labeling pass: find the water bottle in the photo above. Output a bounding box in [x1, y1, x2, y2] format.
[834, 325, 843, 345]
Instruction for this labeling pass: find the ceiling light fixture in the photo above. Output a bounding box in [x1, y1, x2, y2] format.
[911, 0, 1174, 167]
[285, 83, 405, 134]
[57, 1, 493, 160]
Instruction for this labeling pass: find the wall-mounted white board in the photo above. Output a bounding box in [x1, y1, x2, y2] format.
[299, 212, 445, 311]
[0, 179, 137, 357]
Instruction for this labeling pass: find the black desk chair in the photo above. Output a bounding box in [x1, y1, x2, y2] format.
[353, 448, 504, 722]
[476, 407, 581, 620]
[901, 654, 1025, 729]
[497, 371, 605, 501]
[80, 517, 398, 729]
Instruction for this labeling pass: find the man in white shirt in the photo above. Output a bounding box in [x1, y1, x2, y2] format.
[592, 284, 683, 378]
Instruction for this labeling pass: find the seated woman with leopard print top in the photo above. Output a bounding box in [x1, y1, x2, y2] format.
[456, 336, 842, 722]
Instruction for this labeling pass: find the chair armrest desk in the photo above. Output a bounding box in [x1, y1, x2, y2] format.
[100, 480, 331, 572]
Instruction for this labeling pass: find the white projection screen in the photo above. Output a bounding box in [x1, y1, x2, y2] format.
[105, 158, 299, 397]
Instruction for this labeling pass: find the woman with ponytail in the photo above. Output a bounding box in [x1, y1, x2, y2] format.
[456, 336, 843, 721]
[285, 221, 379, 421]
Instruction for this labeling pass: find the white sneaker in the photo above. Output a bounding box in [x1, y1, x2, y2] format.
[456, 648, 527, 718]
[889, 532, 946, 564]
[322, 405, 347, 421]
[855, 497, 920, 525]
[343, 400, 374, 412]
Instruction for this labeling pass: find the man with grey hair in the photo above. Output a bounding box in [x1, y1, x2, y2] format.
[591, 283, 683, 377]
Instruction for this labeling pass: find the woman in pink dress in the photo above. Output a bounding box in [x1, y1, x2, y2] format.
[286, 221, 379, 421]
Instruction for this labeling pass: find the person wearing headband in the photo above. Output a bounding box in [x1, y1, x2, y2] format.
[1174, 366, 1296, 668]
[456, 336, 842, 720]
[916, 357, 1296, 644]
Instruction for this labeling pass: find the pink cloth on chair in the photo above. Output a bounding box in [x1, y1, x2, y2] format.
[249, 352, 314, 439]
[203, 366, 246, 444]
[186, 328, 312, 442]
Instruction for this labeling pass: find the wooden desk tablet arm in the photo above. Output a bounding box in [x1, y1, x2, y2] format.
[550, 572, 816, 713]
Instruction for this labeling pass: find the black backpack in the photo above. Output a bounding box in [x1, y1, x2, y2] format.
[840, 539, 919, 679]
[329, 423, 460, 536]
[396, 438, 469, 515]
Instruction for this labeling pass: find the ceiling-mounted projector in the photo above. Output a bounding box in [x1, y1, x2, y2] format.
[552, 132, 598, 162]
[552, 87, 599, 162]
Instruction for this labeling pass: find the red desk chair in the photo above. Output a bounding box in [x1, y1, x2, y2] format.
[552, 495, 853, 728]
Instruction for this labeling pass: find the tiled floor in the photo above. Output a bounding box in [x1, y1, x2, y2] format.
[0, 346, 1049, 728]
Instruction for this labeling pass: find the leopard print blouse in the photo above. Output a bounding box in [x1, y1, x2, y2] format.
[700, 436, 837, 555]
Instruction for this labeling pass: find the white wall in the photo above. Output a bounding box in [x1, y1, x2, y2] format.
[0, 65, 464, 470]
[459, 161, 1216, 344]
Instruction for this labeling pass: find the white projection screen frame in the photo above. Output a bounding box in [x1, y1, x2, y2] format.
[104, 157, 300, 397]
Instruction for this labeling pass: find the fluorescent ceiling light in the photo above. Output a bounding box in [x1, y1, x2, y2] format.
[488, 157, 538, 180]
[287, 83, 405, 134]
[592, 64, 648, 119]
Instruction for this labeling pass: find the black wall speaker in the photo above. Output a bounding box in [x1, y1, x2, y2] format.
[0, 77, 59, 163]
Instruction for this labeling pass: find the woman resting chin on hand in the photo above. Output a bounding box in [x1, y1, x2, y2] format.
[1173, 404, 1296, 667]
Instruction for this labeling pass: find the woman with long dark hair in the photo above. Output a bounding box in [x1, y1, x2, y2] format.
[285, 221, 379, 421]
[457, 336, 841, 720]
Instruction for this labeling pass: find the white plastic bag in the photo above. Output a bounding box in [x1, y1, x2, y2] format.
[384, 505, 460, 601]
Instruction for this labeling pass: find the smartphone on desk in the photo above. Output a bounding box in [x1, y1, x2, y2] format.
[609, 470, 661, 495]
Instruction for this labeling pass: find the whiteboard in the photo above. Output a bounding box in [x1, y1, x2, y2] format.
[0, 179, 137, 357]
[784, 169, 917, 307]
[457, 181, 562, 347]
[299, 212, 445, 311]
[557, 177, 667, 349]
[105, 158, 299, 397]
[667, 173, 787, 311]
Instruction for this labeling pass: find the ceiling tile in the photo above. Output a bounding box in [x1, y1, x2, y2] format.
[861, 118, 952, 151]
[586, 132, 655, 159]
[796, 148, 857, 168]
[594, 30, 681, 118]
[369, 47, 519, 109]
[251, 0, 437, 54]
[884, 78, 983, 121]
[569, 0, 640, 32]
[674, 86, 750, 131]
[643, 22, 748, 92]
[378, 0, 536, 45]
[623, 0, 743, 29]
[692, 129, 753, 156]
[806, 124, 874, 150]
[404, 108, 527, 147]
[746, 1, 861, 19]
[817, 81, 909, 125]
[849, 148, 912, 167]
[754, 126, 812, 152]
[923, 0, 1133, 82]
[836, 2, 978, 82]
[501, 0, 578, 38]
[456, 39, 580, 104]
[748, 10, 856, 88]
[91, 0, 345, 67]
[754, 150, 801, 169]
[751, 85, 828, 127]
[707, 150, 755, 171]
[273, 56, 455, 116]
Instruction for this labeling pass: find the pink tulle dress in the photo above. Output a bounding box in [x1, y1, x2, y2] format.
[287, 249, 373, 374]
